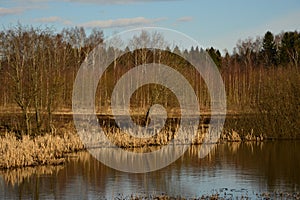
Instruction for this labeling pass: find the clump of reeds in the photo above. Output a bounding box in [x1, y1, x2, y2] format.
[0, 120, 259, 170]
[81, 122, 260, 152]
[220, 129, 264, 142]
[0, 128, 84, 169]
[99, 125, 209, 149]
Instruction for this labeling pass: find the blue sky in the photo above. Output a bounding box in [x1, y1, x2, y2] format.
[1, 0, 300, 53]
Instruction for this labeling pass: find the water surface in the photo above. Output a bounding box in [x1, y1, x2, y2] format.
[1, 141, 299, 199]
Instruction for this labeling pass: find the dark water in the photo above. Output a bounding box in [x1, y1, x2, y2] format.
[1, 141, 300, 199]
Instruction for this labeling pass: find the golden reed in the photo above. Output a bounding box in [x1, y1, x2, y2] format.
[1, 122, 258, 169]
[0, 129, 84, 169]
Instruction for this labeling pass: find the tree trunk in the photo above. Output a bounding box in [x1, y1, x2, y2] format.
[23, 107, 31, 136]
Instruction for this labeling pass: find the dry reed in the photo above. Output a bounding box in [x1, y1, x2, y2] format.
[0, 120, 260, 169]
[0, 128, 84, 169]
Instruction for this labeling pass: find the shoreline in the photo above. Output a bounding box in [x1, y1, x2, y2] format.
[0, 125, 298, 170]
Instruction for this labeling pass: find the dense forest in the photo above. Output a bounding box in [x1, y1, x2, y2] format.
[0, 25, 299, 138]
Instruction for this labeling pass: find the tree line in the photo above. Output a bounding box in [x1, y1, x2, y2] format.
[0, 25, 103, 135]
[0, 25, 299, 137]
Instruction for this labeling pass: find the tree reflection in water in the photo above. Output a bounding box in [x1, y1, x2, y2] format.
[0, 141, 299, 199]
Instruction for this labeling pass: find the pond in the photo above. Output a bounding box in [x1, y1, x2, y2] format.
[0, 141, 300, 199]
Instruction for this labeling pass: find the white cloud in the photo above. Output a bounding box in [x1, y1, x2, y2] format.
[80, 17, 167, 29]
[0, 5, 46, 16]
[34, 16, 73, 25]
[35, 16, 61, 23]
[0, 7, 25, 16]
[176, 16, 193, 22]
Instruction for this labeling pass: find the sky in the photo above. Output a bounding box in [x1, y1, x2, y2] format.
[1, 0, 300, 54]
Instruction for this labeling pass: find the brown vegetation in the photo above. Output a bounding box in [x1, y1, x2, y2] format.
[0, 125, 84, 169]
[0, 25, 299, 167]
[0, 120, 264, 169]
[223, 66, 300, 139]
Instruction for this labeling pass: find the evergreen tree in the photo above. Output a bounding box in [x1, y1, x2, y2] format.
[262, 31, 277, 66]
[279, 31, 300, 67]
[207, 47, 221, 68]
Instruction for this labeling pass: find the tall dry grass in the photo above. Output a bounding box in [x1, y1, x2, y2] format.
[0, 120, 262, 170]
[0, 127, 84, 169]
